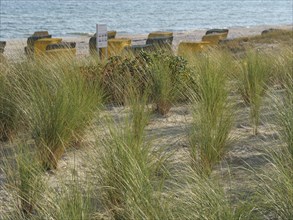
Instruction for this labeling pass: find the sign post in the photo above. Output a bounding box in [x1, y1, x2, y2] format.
[96, 24, 108, 59]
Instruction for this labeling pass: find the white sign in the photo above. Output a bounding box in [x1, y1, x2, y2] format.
[96, 24, 108, 49]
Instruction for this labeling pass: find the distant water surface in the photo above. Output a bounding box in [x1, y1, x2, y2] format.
[0, 0, 292, 39]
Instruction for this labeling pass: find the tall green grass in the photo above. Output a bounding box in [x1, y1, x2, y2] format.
[276, 71, 293, 156]
[168, 166, 255, 220]
[1, 144, 99, 219]
[43, 171, 97, 220]
[150, 57, 174, 115]
[188, 51, 234, 174]
[9, 58, 101, 169]
[255, 63, 293, 219]
[1, 143, 44, 218]
[0, 63, 19, 142]
[256, 148, 293, 219]
[95, 85, 170, 219]
[125, 85, 150, 145]
[270, 48, 293, 87]
[237, 51, 270, 135]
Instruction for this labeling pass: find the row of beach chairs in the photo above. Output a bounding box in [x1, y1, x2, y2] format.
[19, 28, 229, 59]
[24, 31, 76, 59]
[89, 31, 174, 58]
[0, 28, 280, 60]
[89, 29, 229, 58]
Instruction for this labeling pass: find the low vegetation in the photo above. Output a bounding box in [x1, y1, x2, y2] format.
[0, 30, 292, 219]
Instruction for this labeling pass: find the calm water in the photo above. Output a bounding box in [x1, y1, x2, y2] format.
[0, 0, 292, 39]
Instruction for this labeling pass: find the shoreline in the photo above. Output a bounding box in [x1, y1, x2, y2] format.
[2, 24, 292, 58]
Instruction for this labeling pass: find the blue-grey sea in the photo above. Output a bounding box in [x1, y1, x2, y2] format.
[0, 0, 292, 40]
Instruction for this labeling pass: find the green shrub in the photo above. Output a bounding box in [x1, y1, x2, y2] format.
[101, 55, 150, 105]
[149, 52, 187, 115]
[100, 51, 189, 110]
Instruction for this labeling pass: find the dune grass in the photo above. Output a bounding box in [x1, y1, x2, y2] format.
[94, 82, 172, 219]
[187, 51, 234, 175]
[150, 56, 176, 115]
[236, 51, 271, 135]
[7, 57, 101, 169]
[1, 144, 99, 220]
[168, 166, 255, 220]
[271, 47, 293, 89]
[1, 40, 293, 219]
[254, 66, 293, 219]
[276, 68, 293, 156]
[1, 143, 44, 218]
[0, 63, 19, 142]
[256, 147, 293, 219]
[44, 172, 97, 220]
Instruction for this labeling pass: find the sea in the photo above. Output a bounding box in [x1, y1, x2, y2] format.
[0, 0, 292, 40]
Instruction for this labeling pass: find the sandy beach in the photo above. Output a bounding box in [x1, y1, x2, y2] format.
[2, 24, 292, 58]
[1, 22, 293, 218]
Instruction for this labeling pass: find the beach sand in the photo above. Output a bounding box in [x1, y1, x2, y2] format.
[2, 24, 292, 58]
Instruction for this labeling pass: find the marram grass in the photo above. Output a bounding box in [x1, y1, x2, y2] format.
[1, 45, 293, 219]
[255, 63, 293, 219]
[236, 50, 271, 135]
[9, 57, 102, 169]
[187, 51, 234, 175]
[1, 143, 44, 218]
[0, 62, 19, 142]
[168, 166, 256, 220]
[94, 85, 171, 219]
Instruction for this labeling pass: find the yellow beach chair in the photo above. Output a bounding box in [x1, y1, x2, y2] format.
[148, 31, 173, 39]
[45, 42, 76, 59]
[202, 33, 228, 44]
[206, 29, 229, 35]
[107, 38, 132, 57]
[177, 41, 212, 57]
[34, 38, 62, 58]
[0, 41, 7, 63]
[0, 41, 6, 54]
[146, 31, 173, 50]
[25, 31, 52, 57]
